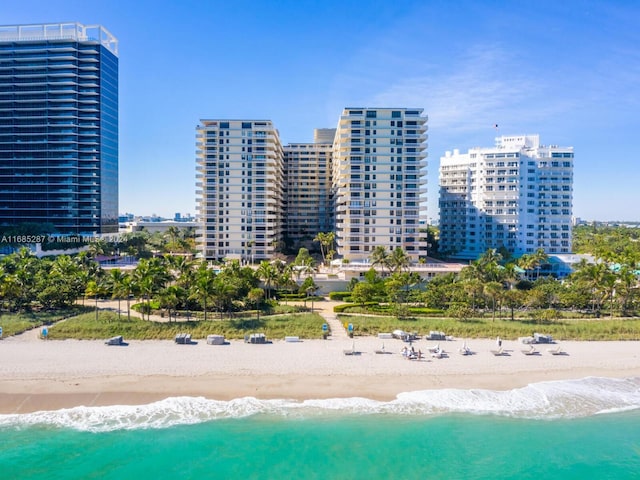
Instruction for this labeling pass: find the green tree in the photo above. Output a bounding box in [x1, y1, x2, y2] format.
[133, 257, 170, 320]
[257, 261, 277, 299]
[190, 261, 216, 321]
[85, 279, 104, 322]
[370, 245, 390, 273]
[388, 247, 411, 273]
[157, 285, 186, 321]
[484, 281, 504, 321]
[313, 231, 335, 267]
[350, 281, 378, 306]
[107, 268, 127, 320]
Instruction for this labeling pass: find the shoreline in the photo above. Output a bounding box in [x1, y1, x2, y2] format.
[1, 336, 640, 414]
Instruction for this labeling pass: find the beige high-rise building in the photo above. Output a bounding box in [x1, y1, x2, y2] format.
[283, 128, 334, 247]
[196, 109, 429, 263]
[332, 108, 428, 262]
[196, 120, 284, 261]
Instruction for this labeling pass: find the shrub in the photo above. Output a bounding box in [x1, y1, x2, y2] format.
[334, 302, 377, 313]
[329, 291, 351, 301]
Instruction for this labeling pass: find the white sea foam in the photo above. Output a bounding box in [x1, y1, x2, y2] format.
[1, 377, 638, 432]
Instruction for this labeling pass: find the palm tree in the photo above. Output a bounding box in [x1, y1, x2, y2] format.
[107, 268, 127, 320]
[157, 285, 185, 321]
[256, 261, 277, 299]
[85, 279, 104, 322]
[484, 281, 504, 321]
[133, 258, 170, 320]
[211, 276, 237, 319]
[165, 254, 194, 284]
[313, 231, 335, 267]
[190, 261, 216, 321]
[121, 274, 137, 321]
[531, 248, 550, 280]
[461, 277, 483, 312]
[571, 260, 610, 316]
[370, 245, 390, 273]
[388, 247, 410, 273]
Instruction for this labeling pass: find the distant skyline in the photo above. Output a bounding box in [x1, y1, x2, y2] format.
[3, 0, 639, 221]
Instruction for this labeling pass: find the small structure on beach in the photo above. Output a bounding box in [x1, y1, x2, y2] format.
[426, 331, 447, 341]
[105, 335, 123, 346]
[206, 334, 225, 345]
[245, 333, 267, 344]
[534, 333, 553, 344]
[174, 333, 192, 344]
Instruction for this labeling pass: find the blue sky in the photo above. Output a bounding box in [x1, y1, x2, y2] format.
[3, 0, 639, 221]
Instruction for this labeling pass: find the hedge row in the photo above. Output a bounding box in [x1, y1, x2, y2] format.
[329, 291, 352, 301]
[334, 302, 378, 313]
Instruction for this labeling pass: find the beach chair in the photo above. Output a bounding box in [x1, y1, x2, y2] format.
[547, 344, 564, 355]
[490, 347, 507, 356]
[344, 341, 359, 356]
[458, 343, 472, 355]
[431, 347, 445, 359]
[521, 345, 538, 355]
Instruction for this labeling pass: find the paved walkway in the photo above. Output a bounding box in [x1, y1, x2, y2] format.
[305, 299, 349, 339]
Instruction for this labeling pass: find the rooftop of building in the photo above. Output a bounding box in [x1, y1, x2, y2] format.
[0, 22, 118, 56]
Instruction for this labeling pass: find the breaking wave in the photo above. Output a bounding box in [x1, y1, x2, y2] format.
[1, 376, 638, 432]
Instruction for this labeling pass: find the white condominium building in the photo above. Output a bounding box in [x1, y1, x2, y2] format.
[439, 134, 573, 260]
[332, 108, 428, 262]
[284, 129, 334, 247]
[196, 120, 284, 261]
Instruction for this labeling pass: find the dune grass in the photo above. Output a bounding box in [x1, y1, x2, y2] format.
[0, 308, 89, 338]
[46, 310, 328, 340]
[337, 314, 640, 341]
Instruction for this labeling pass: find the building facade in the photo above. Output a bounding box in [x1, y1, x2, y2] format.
[332, 108, 428, 262]
[196, 120, 284, 261]
[0, 23, 118, 235]
[283, 128, 334, 248]
[439, 135, 573, 259]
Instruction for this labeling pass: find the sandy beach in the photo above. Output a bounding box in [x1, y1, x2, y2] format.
[1, 329, 640, 414]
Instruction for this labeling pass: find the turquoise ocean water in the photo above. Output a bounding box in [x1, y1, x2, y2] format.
[1, 377, 639, 479]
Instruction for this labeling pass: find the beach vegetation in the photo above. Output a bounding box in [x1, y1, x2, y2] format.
[1, 228, 639, 341]
[337, 313, 640, 341]
[45, 310, 327, 340]
[0, 307, 89, 337]
[329, 291, 351, 301]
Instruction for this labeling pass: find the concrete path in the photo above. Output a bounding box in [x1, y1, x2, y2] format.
[307, 299, 349, 339]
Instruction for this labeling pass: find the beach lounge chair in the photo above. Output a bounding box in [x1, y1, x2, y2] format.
[344, 341, 359, 356]
[547, 344, 564, 355]
[431, 346, 445, 359]
[458, 343, 472, 355]
[521, 345, 538, 355]
[490, 347, 507, 356]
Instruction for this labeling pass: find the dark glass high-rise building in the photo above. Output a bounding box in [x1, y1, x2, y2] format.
[0, 23, 118, 235]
